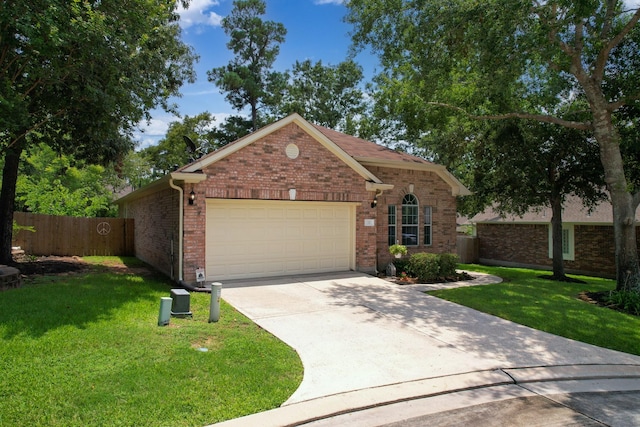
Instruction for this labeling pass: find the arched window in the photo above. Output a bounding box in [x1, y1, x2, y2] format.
[401, 194, 419, 246]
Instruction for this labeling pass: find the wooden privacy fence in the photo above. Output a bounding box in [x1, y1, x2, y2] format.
[457, 235, 479, 264]
[13, 212, 134, 257]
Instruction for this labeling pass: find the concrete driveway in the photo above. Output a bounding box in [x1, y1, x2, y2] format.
[220, 272, 640, 402]
[215, 271, 640, 425]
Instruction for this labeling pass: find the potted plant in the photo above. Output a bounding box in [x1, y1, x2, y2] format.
[389, 243, 408, 258]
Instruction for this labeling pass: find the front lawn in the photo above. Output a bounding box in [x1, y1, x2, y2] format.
[429, 264, 640, 356]
[0, 257, 302, 427]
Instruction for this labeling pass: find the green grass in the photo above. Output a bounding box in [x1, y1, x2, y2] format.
[0, 257, 302, 427]
[429, 264, 640, 356]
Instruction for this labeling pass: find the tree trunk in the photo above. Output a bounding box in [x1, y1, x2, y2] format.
[590, 109, 640, 292]
[250, 100, 258, 131]
[0, 137, 24, 265]
[610, 190, 640, 292]
[550, 195, 566, 279]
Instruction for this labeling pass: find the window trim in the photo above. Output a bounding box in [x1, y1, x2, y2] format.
[548, 224, 575, 261]
[401, 194, 419, 247]
[423, 206, 432, 246]
[388, 205, 397, 246]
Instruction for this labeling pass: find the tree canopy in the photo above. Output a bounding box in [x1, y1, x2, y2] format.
[15, 144, 121, 217]
[0, 0, 197, 263]
[264, 59, 368, 132]
[207, 0, 286, 130]
[346, 0, 640, 291]
[139, 112, 220, 182]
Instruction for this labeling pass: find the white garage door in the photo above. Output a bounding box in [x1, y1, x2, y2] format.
[206, 199, 355, 281]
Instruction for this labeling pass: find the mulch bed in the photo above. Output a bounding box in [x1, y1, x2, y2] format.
[578, 290, 614, 308]
[578, 290, 640, 317]
[386, 271, 474, 285]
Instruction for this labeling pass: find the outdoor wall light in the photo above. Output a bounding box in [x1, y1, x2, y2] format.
[189, 189, 196, 205]
[371, 195, 378, 209]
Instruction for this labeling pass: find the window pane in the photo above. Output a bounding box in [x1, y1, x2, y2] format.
[424, 206, 432, 245]
[388, 205, 396, 246]
[562, 228, 570, 254]
[401, 194, 419, 246]
[402, 226, 418, 246]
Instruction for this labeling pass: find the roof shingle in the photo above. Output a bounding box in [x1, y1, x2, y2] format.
[311, 124, 432, 165]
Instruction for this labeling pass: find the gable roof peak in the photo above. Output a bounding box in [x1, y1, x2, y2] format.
[180, 113, 382, 183]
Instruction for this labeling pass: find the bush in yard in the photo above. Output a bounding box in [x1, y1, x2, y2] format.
[409, 253, 441, 282]
[392, 258, 412, 276]
[606, 291, 640, 316]
[439, 253, 459, 277]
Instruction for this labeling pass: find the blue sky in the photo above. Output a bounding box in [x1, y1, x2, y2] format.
[135, 0, 640, 149]
[134, 0, 378, 148]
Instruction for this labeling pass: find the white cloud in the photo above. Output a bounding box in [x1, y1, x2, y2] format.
[133, 112, 244, 150]
[138, 117, 172, 136]
[133, 117, 174, 149]
[177, 0, 223, 29]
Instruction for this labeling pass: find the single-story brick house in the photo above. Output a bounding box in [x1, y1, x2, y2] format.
[470, 197, 640, 278]
[116, 114, 470, 285]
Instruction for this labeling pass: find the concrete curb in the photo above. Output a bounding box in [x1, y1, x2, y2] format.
[208, 364, 640, 427]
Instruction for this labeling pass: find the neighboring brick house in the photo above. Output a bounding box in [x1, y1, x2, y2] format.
[116, 114, 470, 285]
[471, 197, 640, 278]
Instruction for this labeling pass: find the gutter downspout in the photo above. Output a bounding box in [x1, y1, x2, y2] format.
[168, 179, 184, 282]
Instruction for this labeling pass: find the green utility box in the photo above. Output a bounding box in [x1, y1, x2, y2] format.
[170, 288, 192, 317]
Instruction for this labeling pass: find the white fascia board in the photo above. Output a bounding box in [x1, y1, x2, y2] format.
[357, 157, 472, 196]
[366, 182, 395, 192]
[114, 172, 207, 206]
[169, 172, 207, 184]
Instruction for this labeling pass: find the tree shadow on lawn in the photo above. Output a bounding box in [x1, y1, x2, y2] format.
[0, 272, 167, 339]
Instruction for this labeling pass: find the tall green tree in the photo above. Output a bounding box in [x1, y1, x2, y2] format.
[210, 115, 254, 146]
[0, 0, 196, 264]
[264, 59, 367, 132]
[207, 0, 286, 131]
[347, 0, 640, 291]
[473, 120, 606, 280]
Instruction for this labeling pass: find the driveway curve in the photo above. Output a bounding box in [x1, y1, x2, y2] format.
[220, 271, 640, 405]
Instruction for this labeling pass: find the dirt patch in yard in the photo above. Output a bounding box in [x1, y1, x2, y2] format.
[8, 255, 154, 278]
[10, 255, 90, 276]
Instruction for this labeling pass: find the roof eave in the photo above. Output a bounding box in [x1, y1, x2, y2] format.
[114, 172, 207, 205]
[114, 175, 171, 205]
[357, 157, 472, 197]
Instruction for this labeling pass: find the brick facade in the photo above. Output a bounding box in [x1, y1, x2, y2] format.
[183, 123, 375, 282]
[369, 166, 458, 271]
[118, 117, 464, 285]
[477, 223, 640, 277]
[121, 187, 180, 278]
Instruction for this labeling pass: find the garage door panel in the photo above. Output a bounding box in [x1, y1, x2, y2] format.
[206, 200, 354, 281]
[286, 208, 302, 219]
[286, 228, 304, 240]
